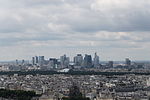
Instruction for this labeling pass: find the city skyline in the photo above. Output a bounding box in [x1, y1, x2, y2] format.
[0, 0, 150, 61]
[2, 53, 149, 62]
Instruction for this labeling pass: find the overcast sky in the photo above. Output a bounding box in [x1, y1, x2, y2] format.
[0, 0, 150, 61]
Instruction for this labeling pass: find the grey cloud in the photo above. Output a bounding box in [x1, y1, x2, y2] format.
[52, 0, 150, 32]
[1, 0, 150, 34]
[0, 0, 150, 60]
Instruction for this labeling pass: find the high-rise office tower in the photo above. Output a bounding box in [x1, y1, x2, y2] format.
[125, 58, 131, 66]
[74, 54, 83, 66]
[35, 56, 39, 64]
[48, 58, 58, 69]
[60, 54, 70, 68]
[16, 59, 18, 65]
[32, 56, 39, 65]
[39, 56, 45, 66]
[108, 61, 113, 68]
[22, 59, 25, 65]
[47, 60, 55, 69]
[60, 54, 66, 67]
[93, 52, 99, 67]
[83, 54, 92, 68]
[32, 57, 35, 65]
[49, 58, 57, 65]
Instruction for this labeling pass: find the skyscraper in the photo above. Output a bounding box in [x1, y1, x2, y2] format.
[60, 54, 70, 68]
[83, 54, 92, 68]
[74, 54, 83, 66]
[32, 57, 35, 65]
[16, 59, 18, 65]
[35, 56, 39, 64]
[32, 56, 39, 65]
[108, 61, 113, 68]
[125, 58, 131, 66]
[22, 59, 25, 65]
[47, 58, 58, 69]
[93, 52, 99, 67]
[39, 56, 45, 66]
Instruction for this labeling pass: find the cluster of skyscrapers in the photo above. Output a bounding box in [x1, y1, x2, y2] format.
[29, 52, 134, 71]
[31, 53, 102, 69]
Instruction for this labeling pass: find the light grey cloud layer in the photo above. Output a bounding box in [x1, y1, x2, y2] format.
[0, 0, 150, 61]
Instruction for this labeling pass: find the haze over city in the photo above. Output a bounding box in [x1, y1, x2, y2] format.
[0, 0, 150, 61]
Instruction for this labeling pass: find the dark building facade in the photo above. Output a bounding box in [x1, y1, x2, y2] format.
[83, 54, 92, 68]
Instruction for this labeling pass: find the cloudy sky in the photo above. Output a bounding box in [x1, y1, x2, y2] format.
[0, 0, 150, 61]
